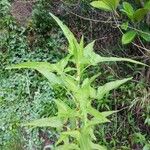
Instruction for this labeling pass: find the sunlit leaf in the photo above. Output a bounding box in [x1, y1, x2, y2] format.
[122, 30, 137, 44]
[55, 55, 71, 74]
[88, 106, 115, 121]
[91, 1, 112, 11]
[62, 74, 78, 92]
[91, 0, 120, 11]
[122, 2, 134, 19]
[55, 99, 77, 118]
[79, 129, 91, 150]
[50, 13, 78, 54]
[97, 77, 132, 100]
[56, 135, 69, 146]
[84, 40, 146, 66]
[6, 62, 62, 85]
[89, 128, 96, 140]
[95, 55, 146, 66]
[103, 0, 120, 10]
[87, 117, 110, 127]
[62, 130, 80, 140]
[101, 111, 117, 117]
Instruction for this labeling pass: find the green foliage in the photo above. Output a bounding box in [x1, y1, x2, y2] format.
[122, 30, 137, 44]
[7, 13, 145, 149]
[91, 0, 120, 11]
[132, 132, 150, 149]
[90, 0, 150, 44]
[0, 1, 67, 148]
[31, 0, 54, 33]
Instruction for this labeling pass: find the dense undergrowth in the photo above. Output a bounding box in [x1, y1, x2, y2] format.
[0, 0, 150, 149]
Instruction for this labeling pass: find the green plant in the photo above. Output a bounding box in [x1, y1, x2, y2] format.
[90, 0, 150, 44]
[132, 132, 150, 150]
[7, 13, 146, 149]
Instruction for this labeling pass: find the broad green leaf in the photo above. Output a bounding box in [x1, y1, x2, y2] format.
[91, 0, 120, 11]
[133, 8, 149, 22]
[122, 2, 134, 19]
[140, 32, 150, 42]
[6, 62, 62, 85]
[97, 77, 132, 100]
[122, 30, 137, 44]
[23, 117, 63, 128]
[50, 13, 78, 54]
[90, 1, 112, 11]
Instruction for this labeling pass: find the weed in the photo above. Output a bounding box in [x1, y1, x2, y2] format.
[7, 13, 145, 149]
